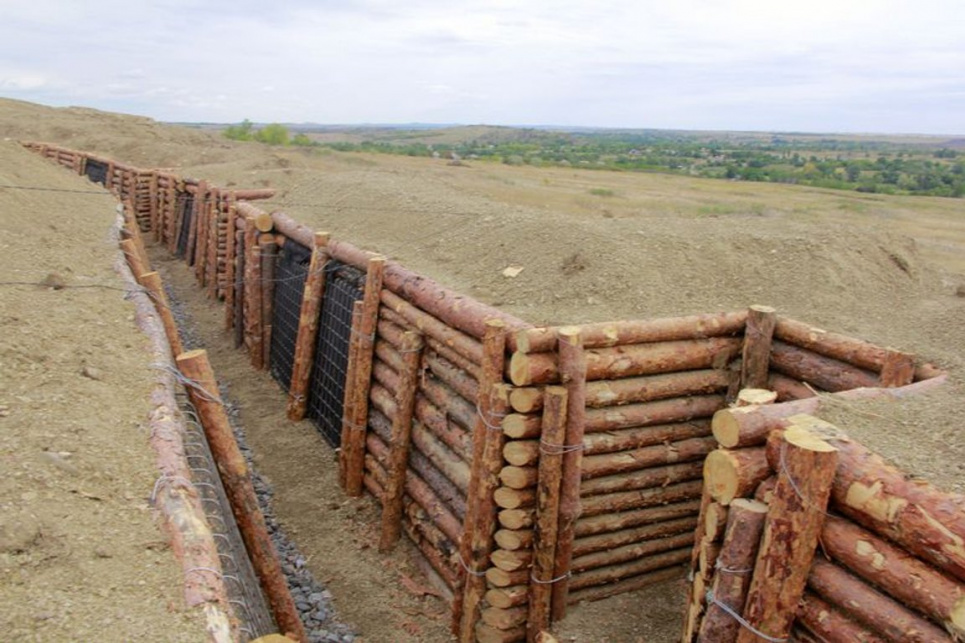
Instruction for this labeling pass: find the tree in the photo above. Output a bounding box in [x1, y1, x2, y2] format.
[292, 133, 313, 146]
[223, 119, 254, 141]
[254, 123, 290, 146]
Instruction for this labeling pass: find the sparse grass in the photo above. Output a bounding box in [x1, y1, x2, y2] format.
[588, 187, 616, 197]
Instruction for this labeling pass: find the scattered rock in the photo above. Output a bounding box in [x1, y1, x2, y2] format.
[39, 272, 67, 290]
[0, 514, 42, 553]
[502, 265, 524, 278]
[81, 365, 104, 381]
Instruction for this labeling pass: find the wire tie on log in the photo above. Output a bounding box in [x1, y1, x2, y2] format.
[150, 474, 194, 503]
[779, 442, 827, 515]
[185, 566, 223, 579]
[529, 570, 571, 584]
[539, 441, 585, 455]
[705, 589, 788, 643]
[341, 417, 368, 432]
[457, 552, 488, 577]
[476, 403, 506, 432]
[152, 363, 225, 405]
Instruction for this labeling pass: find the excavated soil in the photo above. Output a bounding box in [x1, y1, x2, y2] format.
[2, 97, 964, 642]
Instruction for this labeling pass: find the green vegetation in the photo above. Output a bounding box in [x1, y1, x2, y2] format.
[222, 119, 291, 145]
[289, 126, 965, 198]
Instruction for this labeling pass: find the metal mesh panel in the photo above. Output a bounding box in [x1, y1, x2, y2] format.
[306, 262, 365, 447]
[269, 241, 312, 391]
[176, 193, 195, 257]
[85, 159, 108, 185]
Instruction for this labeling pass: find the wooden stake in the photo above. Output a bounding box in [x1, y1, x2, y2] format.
[550, 327, 587, 622]
[285, 232, 330, 420]
[176, 350, 307, 643]
[259, 236, 278, 368]
[245, 230, 264, 369]
[740, 305, 777, 389]
[223, 203, 238, 331]
[233, 227, 246, 349]
[736, 424, 838, 643]
[456, 320, 508, 641]
[527, 386, 568, 642]
[139, 271, 184, 358]
[342, 256, 386, 497]
[379, 331, 424, 551]
[121, 239, 148, 283]
[338, 301, 364, 489]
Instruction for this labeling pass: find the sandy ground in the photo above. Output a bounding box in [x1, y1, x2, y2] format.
[2, 97, 964, 642]
[0, 141, 206, 640]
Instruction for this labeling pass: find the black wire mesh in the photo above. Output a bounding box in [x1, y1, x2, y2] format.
[306, 261, 366, 447]
[176, 193, 195, 258]
[85, 159, 108, 186]
[269, 241, 312, 391]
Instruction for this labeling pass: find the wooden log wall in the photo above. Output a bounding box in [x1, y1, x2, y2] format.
[26, 142, 952, 643]
[680, 406, 965, 643]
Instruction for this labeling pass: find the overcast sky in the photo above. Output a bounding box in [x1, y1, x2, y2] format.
[2, 1, 963, 134]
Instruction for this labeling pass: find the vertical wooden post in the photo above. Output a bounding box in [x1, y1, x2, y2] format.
[223, 202, 238, 331]
[880, 348, 915, 387]
[341, 257, 386, 497]
[339, 301, 365, 488]
[175, 350, 307, 643]
[527, 386, 568, 642]
[138, 271, 185, 358]
[260, 236, 278, 368]
[740, 305, 777, 389]
[187, 181, 205, 267]
[379, 330, 425, 551]
[455, 320, 509, 640]
[286, 232, 331, 421]
[233, 226, 247, 349]
[550, 327, 586, 622]
[106, 162, 116, 194]
[735, 424, 838, 643]
[147, 171, 160, 241]
[206, 190, 221, 297]
[120, 239, 149, 283]
[245, 226, 264, 369]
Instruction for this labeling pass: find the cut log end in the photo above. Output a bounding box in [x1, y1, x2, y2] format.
[736, 388, 778, 407]
[784, 423, 839, 453]
[711, 408, 742, 449]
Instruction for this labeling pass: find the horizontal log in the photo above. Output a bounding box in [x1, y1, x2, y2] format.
[502, 439, 539, 467]
[421, 375, 477, 432]
[571, 531, 694, 573]
[569, 547, 691, 590]
[494, 529, 533, 552]
[767, 372, 818, 401]
[499, 466, 538, 490]
[510, 337, 743, 385]
[475, 623, 525, 643]
[498, 509, 534, 531]
[485, 567, 529, 588]
[514, 311, 747, 353]
[770, 340, 879, 392]
[380, 292, 484, 364]
[481, 605, 528, 630]
[797, 592, 888, 643]
[579, 461, 704, 497]
[413, 395, 472, 461]
[821, 514, 965, 639]
[485, 585, 528, 609]
[509, 387, 543, 414]
[572, 515, 698, 558]
[774, 316, 891, 372]
[567, 565, 683, 605]
[580, 436, 717, 479]
[583, 420, 711, 456]
[231, 188, 276, 200]
[580, 480, 704, 518]
[585, 394, 725, 433]
[424, 350, 479, 402]
[494, 487, 536, 510]
[808, 558, 951, 643]
[703, 447, 772, 506]
[490, 549, 531, 572]
[502, 413, 542, 440]
[574, 499, 702, 538]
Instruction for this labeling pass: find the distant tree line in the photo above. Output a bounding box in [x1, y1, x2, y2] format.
[224, 122, 965, 198]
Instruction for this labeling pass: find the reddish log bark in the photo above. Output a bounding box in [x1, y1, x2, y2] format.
[379, 331, 424, 552]
[509, 337, 743, 386]
[579, 461, 705, 497]
[342, 257, 386, 497]
[808, 558, 952, 643]
[821, 514, 965, 638]
[773, 317, 891, 372]
[138, 272, 184, 358]
[580, 436, 717, 479]
[285, 232, 330, 421]
[338, 301, 364, 489]
[879, 349, 916, 388]
[527, 386, 568, 642]
[567, 566, 683, 605]
[380, 290, 484, 364]
[580, 480, 705, 517]
[797, 592, 888, 643]
[736, 425, 838, 643]
[697, 498, 768, 643]
[584, 394, 726, 433]
[551, 327, 587, 622]
[766, 373, 818, 402]
[583, 420, 712, 456]
[176, 350, 307, 642]
[770, 340, 879, 392]
[244, 228, 264, 369]
[569, 547, 692, 591]
[259, 236, 278, 366]
[223, 202, 238, 331]
[573, 515, 698, 557]
[514, 311, 747, 354]
[574, 499, 702, 538]
[740, 305, 777, 389]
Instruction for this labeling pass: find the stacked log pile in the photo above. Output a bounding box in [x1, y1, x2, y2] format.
[681, 404, 965, 643]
